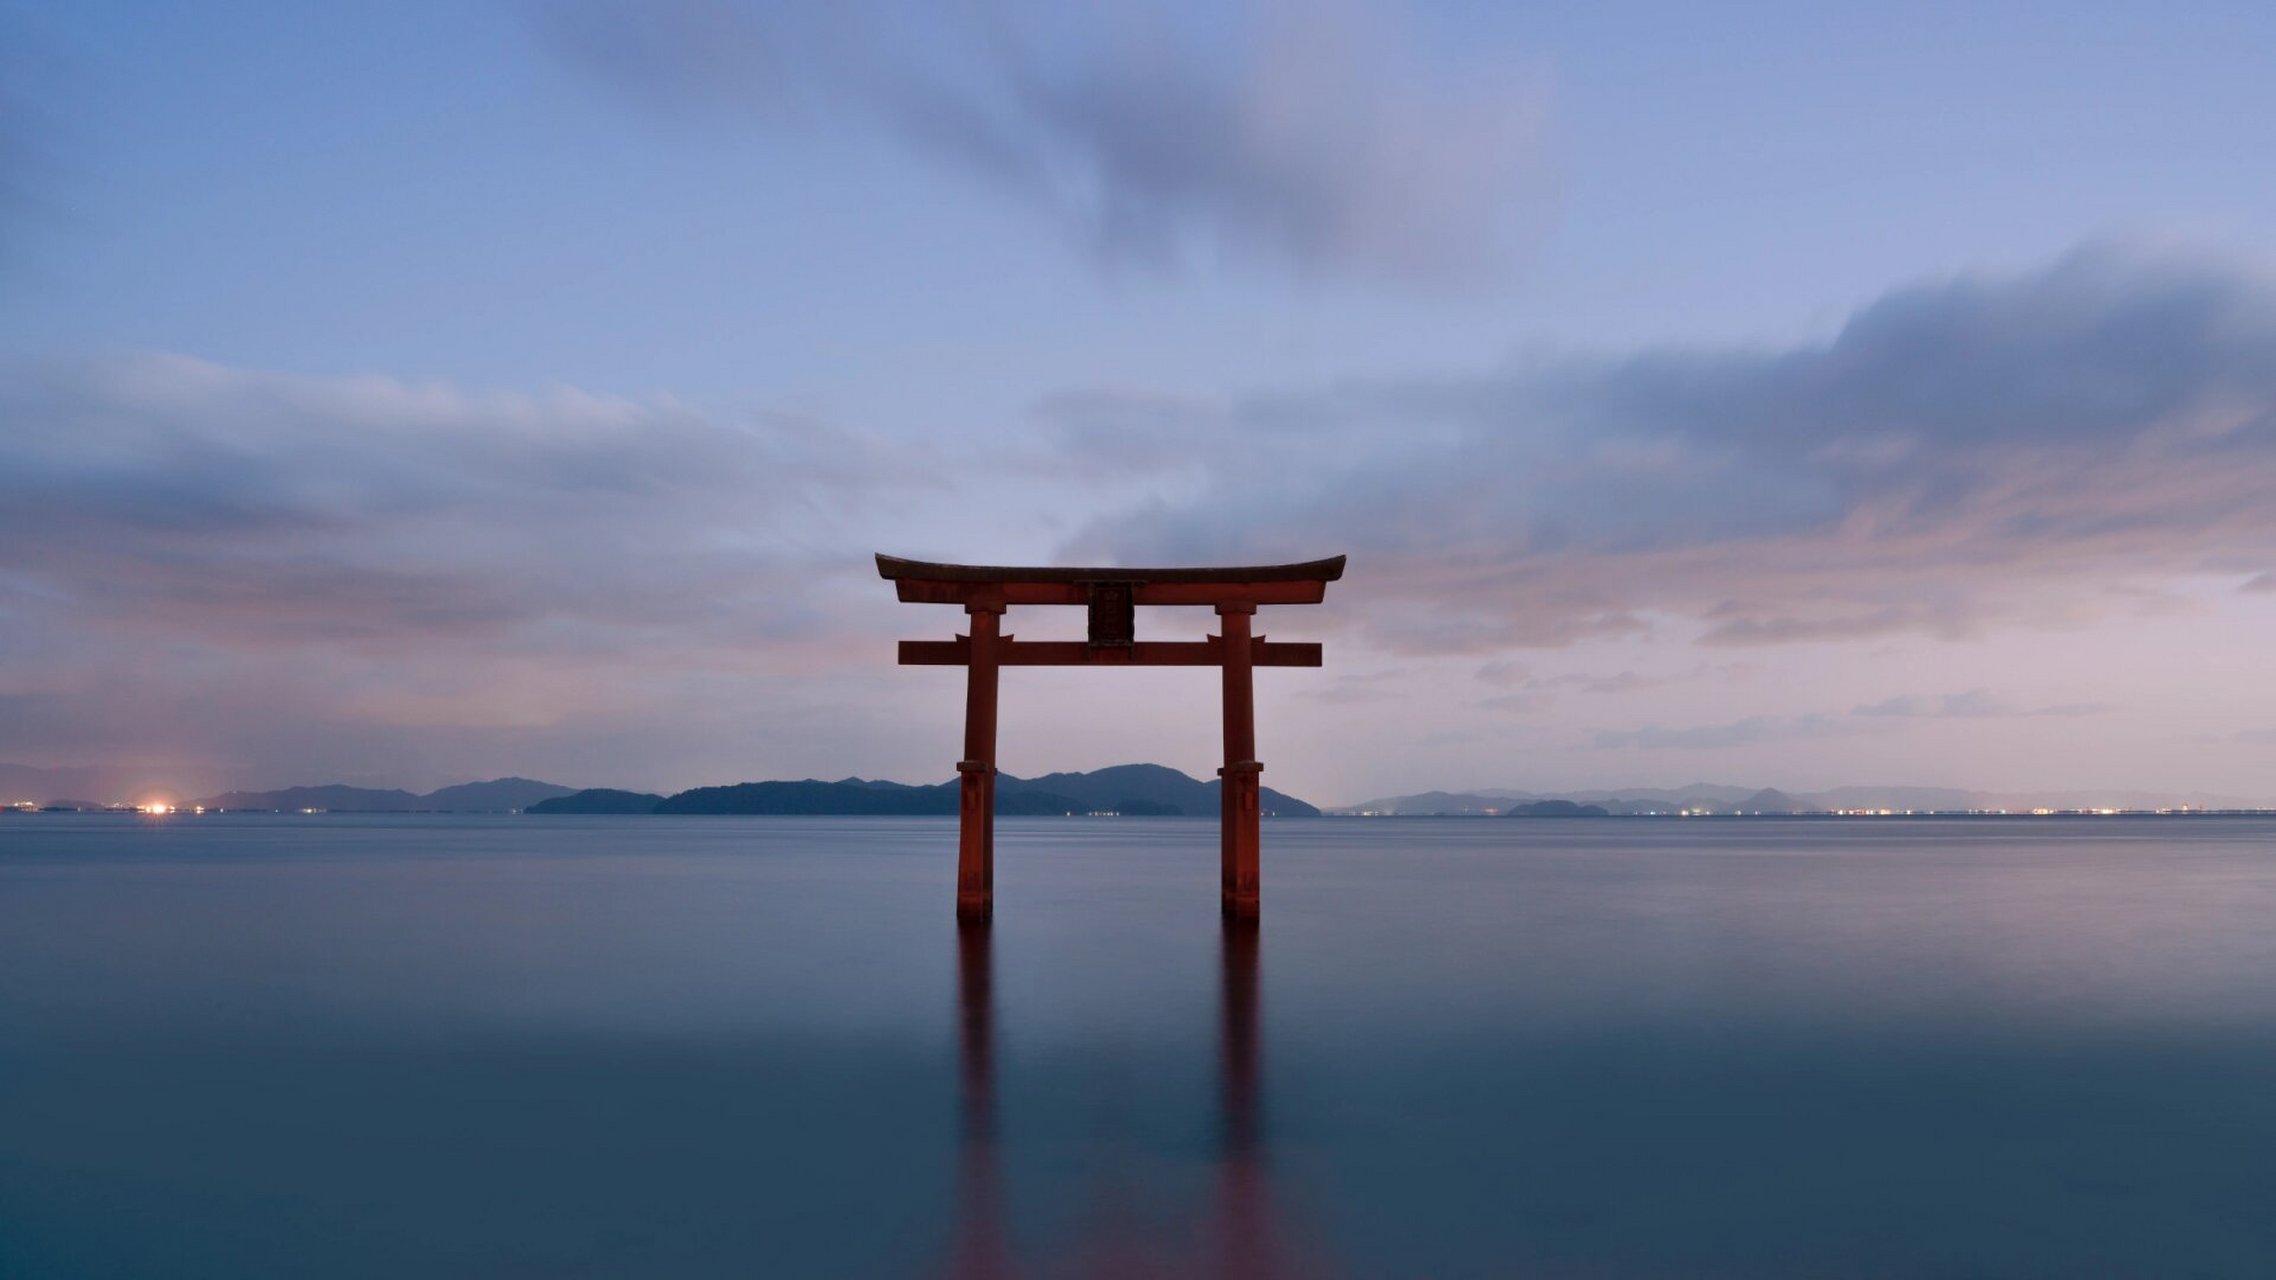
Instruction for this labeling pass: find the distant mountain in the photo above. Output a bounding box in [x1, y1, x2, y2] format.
[1567, 784, 1763, 807]
[1737, 788, 1808, 814]
[1331, 792, 1610, 817]
[1503, 800, 1610, 818]
[200, 784, 425, 812]
[656, 780, 954, 816]
[657, 779, 1080, 816]
[1337, 782, 1764, 815]
[1336, 781, 2276, 815]
[17, 764, 1319, 817]
[573, 764, 1321, 817]
[1344, 790, 1508, 816]
[1003, 763, 1320, 818]
[529, 788, 666, 815]
[197, 777, 574, 812]
[420, 778, 575, 811]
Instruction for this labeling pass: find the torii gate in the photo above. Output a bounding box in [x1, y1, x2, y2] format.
[878, 553, 1344, 921]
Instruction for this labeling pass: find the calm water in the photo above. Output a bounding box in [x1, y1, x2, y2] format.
[5, 814, 2276, 1278]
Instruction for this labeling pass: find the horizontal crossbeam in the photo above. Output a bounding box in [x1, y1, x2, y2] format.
[899, 638, 1322, 667]
[892, 580, 1333, 607]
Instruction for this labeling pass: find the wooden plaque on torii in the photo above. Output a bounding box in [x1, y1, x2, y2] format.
[877, 553, 1345, 920]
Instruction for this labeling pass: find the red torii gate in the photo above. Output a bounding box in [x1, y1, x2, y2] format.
[878, 553, 1344, 921]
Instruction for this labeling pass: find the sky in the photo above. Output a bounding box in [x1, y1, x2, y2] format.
[7, 1, 2276, 806]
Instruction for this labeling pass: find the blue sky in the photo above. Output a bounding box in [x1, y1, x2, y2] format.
[8, 1, 2276, 805]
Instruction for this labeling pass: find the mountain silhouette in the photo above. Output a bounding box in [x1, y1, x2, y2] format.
[537, 763, 1320, 817]
[1501, 799, 1610, 817]
[197, 778, 573, 812]
[526, 788, 664, 814]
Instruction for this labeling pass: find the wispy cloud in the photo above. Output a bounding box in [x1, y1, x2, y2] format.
[529, 0, 1551, 284]
[1064, 245, 2276, 652]
[0, 353, 925, 654]
[1474, 659, 1751, 698]
[1592, 714, 1857, 752]
[1538, 671, 1659, 694]
[12, 243, 2269, 787]
[1473, 659, 1531, 687]
[0, 353, 943, 786]
[1593, 687, 2111, 753]
[1852, 690, 2112, 719]
[1300, 666, 1407, 705]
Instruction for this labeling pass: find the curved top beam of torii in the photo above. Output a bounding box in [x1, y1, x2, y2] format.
[876, 553, 1345, 608]
[875, 554, 1345, 584]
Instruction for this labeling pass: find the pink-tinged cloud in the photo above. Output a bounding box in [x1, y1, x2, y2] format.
[1852, 690, 2112, 719]
[0, 354, 944, 789]
[8, 243, 2275, 794]
[1591, 714, 1861, 752]
[1591, 688, 2114, 755]
[1062, 245, 2276, 652]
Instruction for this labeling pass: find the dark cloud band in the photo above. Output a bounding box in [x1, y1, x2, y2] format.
[1064, 246, 2276, 650]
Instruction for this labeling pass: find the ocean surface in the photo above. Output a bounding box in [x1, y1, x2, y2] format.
[4, 813, 2276, 1278]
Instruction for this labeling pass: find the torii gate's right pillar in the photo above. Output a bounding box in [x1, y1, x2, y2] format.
[1218, 604, 1261, 920]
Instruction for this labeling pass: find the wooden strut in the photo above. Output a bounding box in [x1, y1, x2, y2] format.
[899, 638, 1322, 667]
[879, 553, 1342, 919]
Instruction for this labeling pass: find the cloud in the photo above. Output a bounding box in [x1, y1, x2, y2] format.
[14, 244, 2270, 788]
[1063, 245, 2276, 652]
[1535, 670, 1662, 695]
[1480, 659, 1750, 697]
[1592, 714, 1856, 752]
[1852, 690, 2112, 719]
[1473, 659, 1530, 686]
[1300, 666, 1407, 705]
[1591, 679, 2125, 755]
[0, 353, 930, 653]
[529, 0, 1550, 283]
[1591, 687, 2110, 753]
[0, 353, 954, 786]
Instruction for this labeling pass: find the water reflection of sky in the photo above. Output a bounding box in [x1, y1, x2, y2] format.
[4, 814, 2276, 1276]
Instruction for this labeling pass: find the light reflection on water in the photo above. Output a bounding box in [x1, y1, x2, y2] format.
[4, 814, 2276, 1276]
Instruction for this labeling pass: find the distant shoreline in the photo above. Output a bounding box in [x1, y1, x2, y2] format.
[14, 808, 2276, 820]
[1326, 809, 2276, 819]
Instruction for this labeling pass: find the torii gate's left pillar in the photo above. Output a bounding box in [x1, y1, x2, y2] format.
[957, 603, 1003, 922]
[1218, 604, 1261, 921]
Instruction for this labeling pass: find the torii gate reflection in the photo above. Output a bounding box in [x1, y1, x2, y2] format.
[947, 918, 1289, 1279]
[878, 554, 1345, 920]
